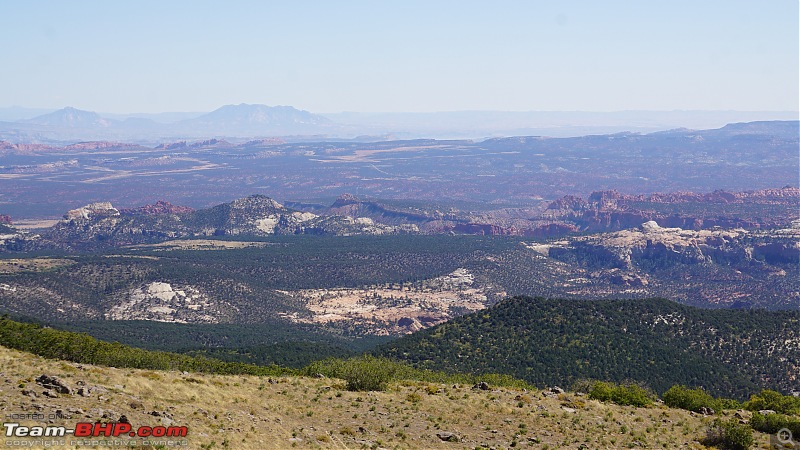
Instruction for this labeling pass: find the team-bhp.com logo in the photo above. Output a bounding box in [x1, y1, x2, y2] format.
[5, 422, 187, 438]
[5, 422, 188, 447]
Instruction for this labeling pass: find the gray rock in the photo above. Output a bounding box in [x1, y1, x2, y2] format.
[436, 431, 460, 442]
[472, 381, 490, 390]
[698, 406, 715, 415]
[21, 389, 37, 398]
[129, 400, 144, 409]
[35, 374, 72, 395]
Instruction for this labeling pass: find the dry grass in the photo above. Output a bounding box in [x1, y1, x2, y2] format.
[0, 345, 775, 449]
[0, 258, 75, 274]
[126, 239, 271, 251]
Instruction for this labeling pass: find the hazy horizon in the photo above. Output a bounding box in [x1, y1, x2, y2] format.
[2, 104, 799, 116]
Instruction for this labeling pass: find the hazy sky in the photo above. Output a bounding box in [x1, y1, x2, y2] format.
[2, 0, 798, 113]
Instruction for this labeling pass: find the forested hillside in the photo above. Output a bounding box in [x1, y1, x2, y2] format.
[378, 296, 800, 399]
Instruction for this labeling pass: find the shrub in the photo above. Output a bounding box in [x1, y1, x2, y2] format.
[662, 385, 716, 412]
[406, 392, 422, 403]
[588, 381, 653, 407]
[341, 356, 399, 391]
[744, 389, 800, 415]
[714, 397, 742, 410]
[588, 381, 614, 402]
[702, 418, 753, 450]
[750, 412, 800, 436]
[424, 384, 440, 395]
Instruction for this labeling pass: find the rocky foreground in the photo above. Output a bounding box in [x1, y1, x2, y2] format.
[0, 346, 776, 449]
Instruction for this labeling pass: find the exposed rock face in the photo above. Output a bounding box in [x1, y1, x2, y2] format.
[548, 221, 800, 271]
[105, 282, 231, 323]
[605, 270, 648, 287]
[193, 195, 310, 235]
[17, 185, 798, 251]
[63, 141, 133, 150]
[547, 195, 588, 211]
[240, 138, 285, 147]
[546, 187, 799, 232]
[640, 220, 661, 232]
[523, 223, 580, 238]
[752, 242, 800, 264]
[155, 139, 233, 150]
[282, 267, 495, 335]
[0, 141, 54, 154]
[328, 194, 436, 225]
[120, 201, 194, 216]
[453, 223, 515, 236]
[331, 193, 361, 208]
[0, 229, 39, 252]
[42, 201, 184, 249]
[20, 195, 428, 251]
[64, 202, 119, 221]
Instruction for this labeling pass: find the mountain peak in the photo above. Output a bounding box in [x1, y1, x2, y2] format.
[179, 104, 333, 136]
[26, 107, 112, 128]
[331, 193, 361, 208]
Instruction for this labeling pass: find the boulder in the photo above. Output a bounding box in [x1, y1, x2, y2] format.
[436, 431, 461, 442]
[35, 374, 72, 395]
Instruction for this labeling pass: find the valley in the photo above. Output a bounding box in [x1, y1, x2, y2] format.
[0, 121, 797, 449]
[0, 120, 797, 220]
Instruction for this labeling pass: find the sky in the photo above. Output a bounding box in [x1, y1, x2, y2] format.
[1, 0, 798, 113]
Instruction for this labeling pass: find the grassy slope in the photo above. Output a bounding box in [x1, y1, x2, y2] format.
[0, 345, 776, 449]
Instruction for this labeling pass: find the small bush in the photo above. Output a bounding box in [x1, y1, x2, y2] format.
[714, 397, 742, 410]
[339, 356, 401, 391]
[662, 385, 716, 412]
[750, 412, 800, 436]
[744, 389, 800, 415]
[406, 392, 422, 403]
[702, 418, 753, 450]
[588, 381, 653, 407]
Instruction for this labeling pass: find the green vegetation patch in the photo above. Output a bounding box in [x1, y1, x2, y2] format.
[0, 315, 290, 377]
[378, 296, 800, 399]
[587, 381, 654, 407]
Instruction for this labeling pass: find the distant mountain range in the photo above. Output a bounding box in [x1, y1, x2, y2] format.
[24, 106, 113, 128]
[0, 105, 796, 143]
[0, 104, 338, 143]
